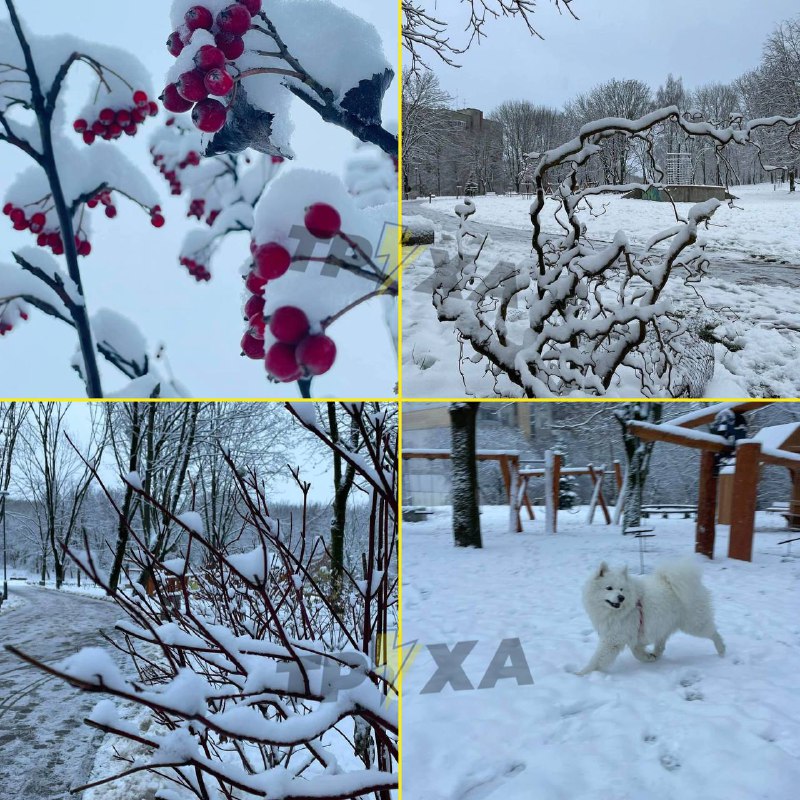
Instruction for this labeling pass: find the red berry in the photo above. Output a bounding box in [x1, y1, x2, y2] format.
[241, 332, 265, 360]
[304, 203, 341, 239]
[9, 208, 24, 223]
[161, 84, 194, 114]
[148, 101, 159, 117]
[167, 30, 185, 56]
[192, 98, 227, 133]
[123, 123, 138, 136]
[116, 109, 131, 126]
[248, 312, 266, 337]
[151, 214, 165, 228]
[108, 123, 123, 138]
[204, 67, 234, 96]
[73, 118, 87, 133]
[99, 107, 115, 125]
[105, 205, 117, 219]
[238, 0, 262, 14]
[194, 45, 227, 71]
[265, 343, 302, 382]
[214, 31, 245, 60]
[244, 294, 265, 319]
[245, 270, 268, 295]
[216, 4, 252, 36]
[77, 240, 92, 256]
[177, 70, 208, 103]
[270, 306, 310, 345]
[37, 233, 48, 246]
[29, 212, 46, 232]
[254, 242, 291, 279]
[2, 203, 11, 215]
[297, 335, 336, 376]
[185, 6, 214, 31]
[133, 90, 148, 107]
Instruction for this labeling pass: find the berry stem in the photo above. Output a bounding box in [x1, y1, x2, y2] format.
[3, 0, 104, 397]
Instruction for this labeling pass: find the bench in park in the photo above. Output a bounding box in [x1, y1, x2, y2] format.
[766, 505, 800, 529]
[641, 505, 697, 519]
[403, 507, 435, 523]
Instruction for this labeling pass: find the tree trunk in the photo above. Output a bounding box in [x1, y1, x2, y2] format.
[450, 403, 482, 548]
[790, 169, 796, 193]
[328, 403, 357, 606]
[109, 405, 142, 591]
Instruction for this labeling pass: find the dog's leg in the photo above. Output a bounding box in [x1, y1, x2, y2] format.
[576, 642, 623, 675]
[631, 644, 658, 662]
[711, 631, 726, 656]
[652, 638, 667, 658]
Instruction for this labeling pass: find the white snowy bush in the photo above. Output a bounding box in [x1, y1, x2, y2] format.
[432, 107, 800, 397]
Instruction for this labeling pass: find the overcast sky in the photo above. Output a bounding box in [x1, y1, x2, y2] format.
[425, 0, 798, 112]
[0, 0, 397, 398]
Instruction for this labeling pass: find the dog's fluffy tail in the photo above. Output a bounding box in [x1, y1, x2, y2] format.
[654, 557, 706, 603]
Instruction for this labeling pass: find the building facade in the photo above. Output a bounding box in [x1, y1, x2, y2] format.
[409, 107, 504, 198]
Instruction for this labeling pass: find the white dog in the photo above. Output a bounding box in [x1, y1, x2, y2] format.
[577, 559, 725, 675]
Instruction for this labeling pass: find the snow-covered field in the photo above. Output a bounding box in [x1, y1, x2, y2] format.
[402, 506, 800, 800]
[402, 185, 800, 398]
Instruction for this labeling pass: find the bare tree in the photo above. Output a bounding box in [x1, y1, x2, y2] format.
[403, 0, 578, 73]
[494, 101, 565, 191]
[15, 402, 108, 587]
[402, 68, 454, 195]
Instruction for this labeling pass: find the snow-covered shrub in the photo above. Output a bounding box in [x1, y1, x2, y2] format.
[8, 402, 398, 800]
[432, 107, 800, 397]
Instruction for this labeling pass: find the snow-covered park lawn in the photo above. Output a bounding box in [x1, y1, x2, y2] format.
[402, 185, 800, 398]
[402, 506, 800, 800]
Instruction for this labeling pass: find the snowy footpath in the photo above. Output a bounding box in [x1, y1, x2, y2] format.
[401, 507, 800, 800]
[0, 585, 122, 799]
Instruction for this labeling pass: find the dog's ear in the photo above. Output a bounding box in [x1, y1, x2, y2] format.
[596, 561, 608, 578]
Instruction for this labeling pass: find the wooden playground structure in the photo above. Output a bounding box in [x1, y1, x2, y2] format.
[629, 401, 800, 562]
[402, 448, 621, 533]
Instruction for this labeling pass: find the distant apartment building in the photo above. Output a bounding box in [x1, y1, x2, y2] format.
[408, 107, 504, 198]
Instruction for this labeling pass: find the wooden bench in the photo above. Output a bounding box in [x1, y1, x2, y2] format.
[641, 505, 697, 519]
[403, 507, 435, 523]
[766, 506, 800, 529]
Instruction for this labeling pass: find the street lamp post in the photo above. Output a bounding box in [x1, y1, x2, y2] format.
[1, 490, 8, 602]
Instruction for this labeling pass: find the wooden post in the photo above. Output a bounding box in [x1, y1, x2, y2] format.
[729, 441, 761, 562]
[552, 452, 562, 533]
[789, 469, 800, 528]
[696, 450, 718, 559]
[613, 460, 623, 491]
[520, 475, 536, 520]
[587, 464, 612, 524]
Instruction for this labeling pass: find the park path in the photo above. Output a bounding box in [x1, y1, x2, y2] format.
[0, 584, 122, 799]
[404, 200, 800, 291]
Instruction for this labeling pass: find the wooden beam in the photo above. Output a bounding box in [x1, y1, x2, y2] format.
[628, 421, 730, 452]
[696, 451, 718, 558]
[790, 470, 800, 529]
[670, 401, 772, 429]
[729, 441, 760, 562]
[589, 465, 612, 524]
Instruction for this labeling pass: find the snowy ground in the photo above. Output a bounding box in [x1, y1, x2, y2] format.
[402, 505, 800, 800]
[0, 584, 124, 799]
[402, 185, 800, 398]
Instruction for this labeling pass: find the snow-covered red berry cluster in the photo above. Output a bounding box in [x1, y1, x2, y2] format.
[73, 91, 158, 145]
[162, 1, 261, 133]
[243, 194, 351, 383]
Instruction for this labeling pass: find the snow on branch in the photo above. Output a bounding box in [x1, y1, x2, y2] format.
[433, 108, 800, 397]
